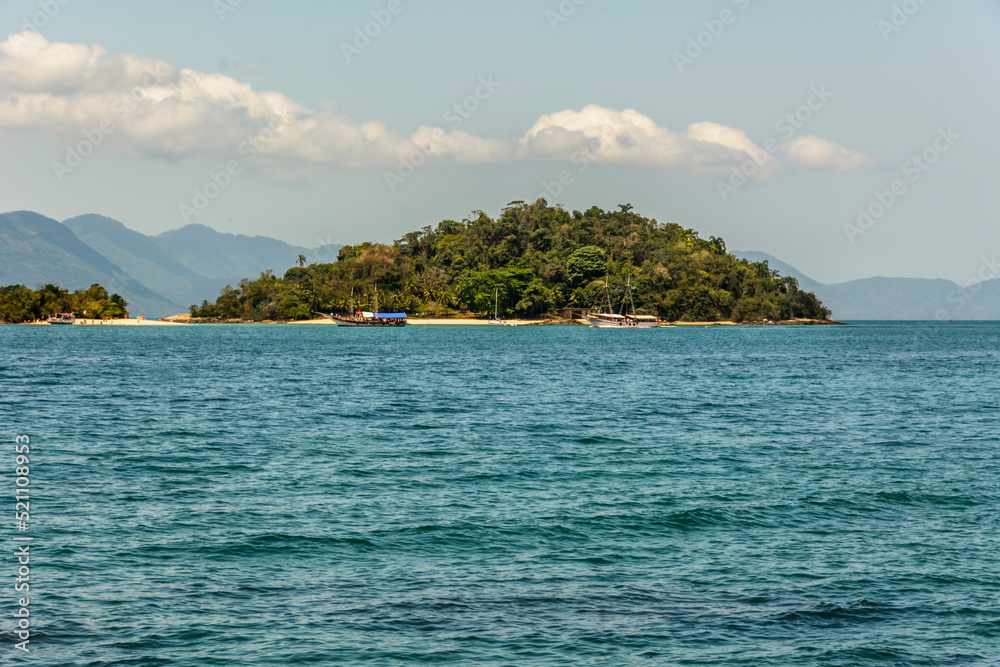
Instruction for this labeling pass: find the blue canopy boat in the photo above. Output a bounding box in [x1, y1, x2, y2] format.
[315, 284, 408, 327]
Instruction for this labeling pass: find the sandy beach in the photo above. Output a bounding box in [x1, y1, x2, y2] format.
[72, 318, 188, 326]
[287, 317, 554, 326]
[408, 318, 550, 326]
[8, 316, 843, 327]
[158, 316, 840, 327]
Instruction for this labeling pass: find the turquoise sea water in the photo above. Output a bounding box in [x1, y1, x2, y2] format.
[2, 322, 999, 666]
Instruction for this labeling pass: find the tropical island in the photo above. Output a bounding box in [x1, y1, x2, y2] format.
[0, 283, 129, 323]
[188, 201, 833, 324]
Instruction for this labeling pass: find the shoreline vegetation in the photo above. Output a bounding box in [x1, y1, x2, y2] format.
[3, 201, 840, 325]
[0, 283, 129, 323]
[175, 315, 844, 326]
[8, 316, 844, 326]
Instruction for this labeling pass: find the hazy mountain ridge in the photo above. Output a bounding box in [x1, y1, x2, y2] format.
[65, 215, 201, 279]
[3, 209, 991, 320]
[64, 214, 222, 312]
[732, 251, 1000, 320]
[2, 211, 342, 318]
[729, 250, 824, 292]
[0, 211, 182, 317]
[155, 224, 314, 281]
[66, 216, 330, 311]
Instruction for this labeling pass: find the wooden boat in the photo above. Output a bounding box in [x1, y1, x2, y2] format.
[317, 312, 408, 327]
[47, 313, 75, 325]
[578, 276, 661, 328]
[315, 284, 407, 327]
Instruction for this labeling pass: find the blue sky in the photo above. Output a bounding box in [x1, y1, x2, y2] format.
[1, 0, 998, 284]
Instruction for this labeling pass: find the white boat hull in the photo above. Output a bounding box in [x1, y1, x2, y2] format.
[579, 315, 660, 328]
[316, 313, 407, 327]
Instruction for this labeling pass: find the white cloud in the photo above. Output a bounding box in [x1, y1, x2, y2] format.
[781, 135, 878, 170]
[0, 33, 874, 179]
[516, 105, 779, 177]
[0, 30, 177, 94]
[0, 32, 495, 166]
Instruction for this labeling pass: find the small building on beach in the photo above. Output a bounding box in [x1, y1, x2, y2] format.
[557, 308, 596, 321]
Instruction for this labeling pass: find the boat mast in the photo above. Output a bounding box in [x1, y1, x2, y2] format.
[617, 275, 625, 317]
[374, 282, 379, 315]
[602, 276, 613, 315]
[620, 274, 636, 318]
[494, 288, 499, 319]
[349, 286, 354, 315]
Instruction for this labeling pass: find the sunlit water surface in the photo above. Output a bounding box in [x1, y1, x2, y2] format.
[2, 322, 998, 666]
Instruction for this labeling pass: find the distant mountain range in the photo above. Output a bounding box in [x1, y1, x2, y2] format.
[1, 211, 340, 318]
[2, 208, 994, 320]
[732, 251, 1000, 320]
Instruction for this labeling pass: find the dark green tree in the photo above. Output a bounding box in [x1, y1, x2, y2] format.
[566, 245, 606, 285]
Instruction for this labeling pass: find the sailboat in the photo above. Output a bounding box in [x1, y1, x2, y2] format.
[488, 288, 504, 325]
[315, 283, 408, 327]
[579, 275, 660, 328]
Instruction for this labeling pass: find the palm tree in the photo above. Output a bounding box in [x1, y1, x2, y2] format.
[297, 254, 306, 267]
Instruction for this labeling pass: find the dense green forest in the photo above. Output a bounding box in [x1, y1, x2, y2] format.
[191, 200, 830, 322]
[0, 283, 129, 323]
